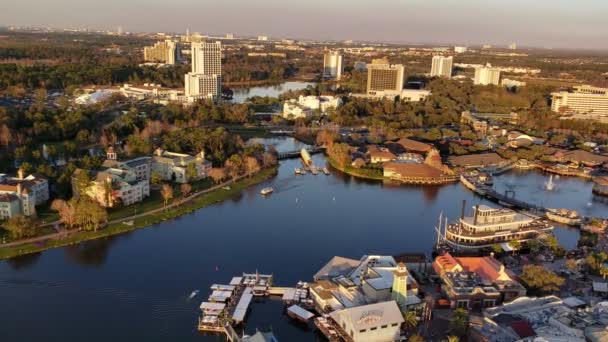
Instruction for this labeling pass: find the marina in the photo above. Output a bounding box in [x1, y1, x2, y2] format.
[0, 138, 589, 341]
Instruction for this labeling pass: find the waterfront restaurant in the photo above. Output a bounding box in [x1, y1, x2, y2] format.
[328, 301, 405, 342]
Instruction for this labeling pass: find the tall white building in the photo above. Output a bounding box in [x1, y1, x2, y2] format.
[430, 55, 453, 78]
[474, 64, 501, 85]
[508, 42, 517, 50]
[323, 51, 343, 80]
[185, 41, 222, 101]
[391, 263, 409, 310]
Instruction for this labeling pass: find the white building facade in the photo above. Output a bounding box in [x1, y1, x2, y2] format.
[474, 64, 501, 85]
[323, 51, 343, 80]
[430, 55, 453, 78]
[185, 41, 222, 101]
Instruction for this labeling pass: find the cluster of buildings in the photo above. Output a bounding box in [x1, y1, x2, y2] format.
[282, 95, 342, 119]
[143, 39, 180, 65]
[359, 58, 431, 101]
[310, 255, 422, 341]
[551, 85, 608, 121]
[472, 296, 608, 342]
[72, 148, 211, 208]
[0, 170, 49, 219]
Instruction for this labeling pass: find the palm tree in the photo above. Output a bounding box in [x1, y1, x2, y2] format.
[403, 311, 418, 334]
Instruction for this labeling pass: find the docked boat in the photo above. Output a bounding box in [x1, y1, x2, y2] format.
[287, 304, 315, 323]
[260, 187, 274, 196]
[545, 208, 581, 226]
[322, 167, 330, 175]
[441, 203, 553, 251]
[311, 167, 319, 175]
[301, 148, 312, 167]
[294, 168, 303, 175]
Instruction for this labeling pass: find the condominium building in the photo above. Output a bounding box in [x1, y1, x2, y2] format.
[551, 85, 608, 118]
[0, 170, 49, 218]
[185, 41, 222, 101]
[366, 59, 404, 97]
[474, 64, 501, 85]
[430, 55, 453, 78]
[454, 46, 468, 53]
[72, 148, 151, 208]
[323, 51, 343, 80]
[151, 148, 212, 184]
[143, 40, 180, 65]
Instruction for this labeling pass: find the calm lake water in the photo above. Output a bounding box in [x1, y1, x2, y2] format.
[231, 81, 316, 103]
[0, 138, 584, 342]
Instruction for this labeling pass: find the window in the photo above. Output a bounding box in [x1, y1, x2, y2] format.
[392, 323, 398, 327]
[370, 327, 377, 331]
[381, 325, 388, 329]
[359, 329, 366, 333]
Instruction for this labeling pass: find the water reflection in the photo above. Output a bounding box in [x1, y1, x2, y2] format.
[64, 236, 119, 267]
[230, 82, 316, 103]
[5, 252, 41, 270]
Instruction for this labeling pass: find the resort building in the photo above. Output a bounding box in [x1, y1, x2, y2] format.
[366, 59, 404, 97]
[551, 85, 608, 120]
[310, 255, 422, 313]
[151, 148, 211, 184]
[328, 301, 405, 342]
[143, 40, 180, 65]
[433, 253, 526, 310]
[323, 51, 343, 80]
[447, 153, 505, 169]
[119, 83, 174, 100]
[72, 148, 151, 207]
[367, 146, 397, 164]
[443, 205, 553, 250]
[430, 55, 453, 78]
[474, 64, 501, 85]
[0, 170, 49, 218]
[461, 111, 489, 135]
[399, 89, 431, 102]
[282, 95, 342, 119]
[383, 148, 455, 184]
[185, 41, 222, 102]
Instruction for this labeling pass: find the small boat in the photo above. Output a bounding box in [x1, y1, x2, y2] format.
[311, 167, 319, 175]
[545, 175, 555, 191]
[188, 290, 200, 300]
[322, 167, 330, 175]
[222, 186, 231, 190]
[260, 187, 274, 196]
[294, 168, 303, 175]
[546, 208, 581, 226]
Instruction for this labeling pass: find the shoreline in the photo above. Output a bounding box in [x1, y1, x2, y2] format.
[0, 167, 278, 260]
[326, 156, 384, 181]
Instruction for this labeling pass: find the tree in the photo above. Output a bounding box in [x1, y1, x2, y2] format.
[73, 198, 108, 232]
[186, 163, 198, 182]
[403, 311, 418, 334]
[491, 244, 503, 255]
[520, 265, 565, 294]
[150, 171, 163, 186]
[448, 308, 468, 337]
[262, 152, 277, 167]
[161, 184, 173, 206]
[3, 216, 35, 239]
[51, 199, 77, 229]
[508, 240, 521, 255]
[180, 183, 192, 198]
[565, 259, 578, 272]
[225, 154, 244, 180]
[445, 336, 460, 342]
[208, 167, 226, 184]
[328, 143, 351, 168]
[73, 170, 92, 196]
[244, 156, 260, 177]
[407, 335, 425, 342]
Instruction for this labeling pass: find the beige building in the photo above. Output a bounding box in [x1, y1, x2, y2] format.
[143, 40, 179, 65]
[366, 59, 404, 97]
[323, 51, 343, 80]
[185, 41, 222, 101]
[328, 301, 404, 342]
[151, 148, 211, 184]
[551, 85, 608, 119]
[430, 55, 453, 78]
[0, 170, 49, 218]
[474, 64, 501, 85]
[73, 149, 151, 208]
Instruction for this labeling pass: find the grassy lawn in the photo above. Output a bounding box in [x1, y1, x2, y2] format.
[0, 167, 277, 260]
[326, 156, 384, 181]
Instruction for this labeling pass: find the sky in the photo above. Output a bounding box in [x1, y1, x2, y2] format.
[2, 0, 608, 49]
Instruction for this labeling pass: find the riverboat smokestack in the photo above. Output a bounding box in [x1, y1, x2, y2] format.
[461, 200, 466, 220]
[473, 204, 480, 226]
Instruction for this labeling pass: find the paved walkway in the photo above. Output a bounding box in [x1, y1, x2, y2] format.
[1, 173, 254, 249]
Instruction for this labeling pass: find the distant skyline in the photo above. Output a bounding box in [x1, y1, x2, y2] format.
[2, 0, 608, 50]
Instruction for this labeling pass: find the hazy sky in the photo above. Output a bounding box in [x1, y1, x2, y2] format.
[2, 0, 608, 49]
